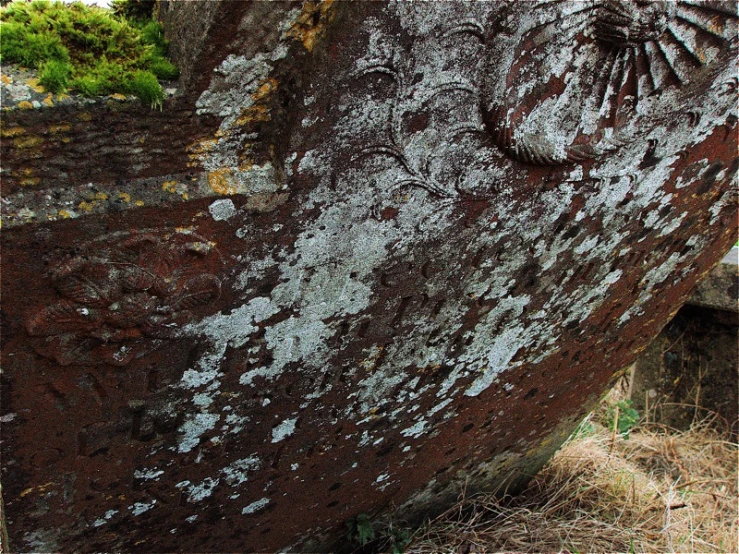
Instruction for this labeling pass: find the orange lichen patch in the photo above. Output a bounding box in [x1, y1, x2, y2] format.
[25, 78, 45, 93]
[208, 168, 238, 195]
[42, 94, 54, 107]
[187, 138, 218, 163]
[239, 157, 255, 172]
[1, 74, 12, 85]
[287, 0, 336, 52]
[118, 192, 132, 203]
[1, 126, 25, 138]
[48, 123, 71, 134]
[252, 78, 278, 102]
[93, 192, 108, 201]
[110, 93, 127, 101]
[235, 104, 271, 126]
[134, 200, 145, 207]
[17, 100, 34, 109]
[78, 200, 96, 212]
[77, 112, 93, 121]
[12, 135, 43, 149]
[162, 180, 178, 193]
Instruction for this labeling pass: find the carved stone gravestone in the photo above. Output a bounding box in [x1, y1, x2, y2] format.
[1, 2, 736, 551]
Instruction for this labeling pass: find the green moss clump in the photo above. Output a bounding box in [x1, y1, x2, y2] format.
[0, 0, 178, 107]
[130, 69, 162, 108]
[38, 58, 70, 92]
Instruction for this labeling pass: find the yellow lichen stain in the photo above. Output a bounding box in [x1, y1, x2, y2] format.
[235, 104, 271, 127]
[181, 193, 190, 200]
[17, 100, 34, 110]
[20, 177, 41, 187]
[187, 138, 218, 164]
[118, 192, 131, 203]
[58, 209, 73, 218]
[78, 200, 96, 212]
[287, 0, 336, 52]
[138, 136, 146, 145]
[134, 200, 145, 207]
[1, 74, 12, 85]
[93, 192, 108, 201]
[238, 157, 255, 172]
[19, 481, 55, 497]
[42, 94, 54, 107]
[207, 168, 237, 195]
[61, 137, 71, 143]
[1, 126, 25, 138]
[110, 93, 127, 100]
[162, 180, 178, 193]
[13, 168, 35, 179]
[252, 78, 278, 102]
[393, 192, 411, 204]
[77, 111, 93, 121]
[48, 123, 71, 135]
[25, 78, 45, 93]
[13, 135, 44, 149]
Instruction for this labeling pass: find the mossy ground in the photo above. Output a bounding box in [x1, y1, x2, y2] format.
[0, 0, 177, 106]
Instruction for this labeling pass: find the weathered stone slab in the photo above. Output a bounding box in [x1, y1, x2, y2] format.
[1, 1, 737, 552]
[632, 248, 738, 433]
[687, 246, 738, 312]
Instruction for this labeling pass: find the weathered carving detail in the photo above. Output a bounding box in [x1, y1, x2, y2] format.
[595, 1, 676, 47]
[484, 0, 738, 165]
[26, 230, 221, 366]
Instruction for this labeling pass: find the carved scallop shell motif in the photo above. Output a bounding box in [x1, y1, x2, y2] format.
[483, 0, 738, 165]
[26, 229, 222, 366]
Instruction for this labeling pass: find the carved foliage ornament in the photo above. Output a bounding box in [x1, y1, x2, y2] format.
[26, 230, 222, 366]
[484, 0, 738, 165]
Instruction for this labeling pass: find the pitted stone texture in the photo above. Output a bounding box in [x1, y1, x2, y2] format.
[1, 2, 737, 552]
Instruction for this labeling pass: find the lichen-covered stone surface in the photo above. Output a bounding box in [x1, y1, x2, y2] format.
[1, 2, 737, 552]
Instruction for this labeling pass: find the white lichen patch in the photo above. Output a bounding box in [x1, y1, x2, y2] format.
[400, 420, 427, 439]
[242, 497, 270, 515]
[177, 413, 220, 454]
[271, 418, 297, 443]
[129, 500, 156, 516]
[185, 477, 220, 503]
[133, 468, 164, 481]
[222, 456, 261, 486]
[209, 199, 237, 221]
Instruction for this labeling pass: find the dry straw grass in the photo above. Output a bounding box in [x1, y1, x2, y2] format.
[402, 394, 738, 554]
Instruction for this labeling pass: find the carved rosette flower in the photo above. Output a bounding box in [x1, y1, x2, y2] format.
[483, 0, 738, 165]
[26, 230, 222, 366]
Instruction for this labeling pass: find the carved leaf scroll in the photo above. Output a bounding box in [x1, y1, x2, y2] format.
[26, 229, 222, 366]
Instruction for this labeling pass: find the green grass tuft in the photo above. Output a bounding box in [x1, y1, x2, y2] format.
[0, 0, 177, 106]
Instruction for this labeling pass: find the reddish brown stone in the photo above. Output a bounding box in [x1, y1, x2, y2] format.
[1, 2, 737, 552]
